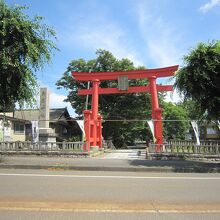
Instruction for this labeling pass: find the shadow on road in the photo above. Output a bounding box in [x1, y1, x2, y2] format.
[129, 159, 220, 173]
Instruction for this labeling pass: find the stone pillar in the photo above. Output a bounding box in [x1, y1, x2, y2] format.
[39, 88, 50, 128]
[39, 88, 56, 143]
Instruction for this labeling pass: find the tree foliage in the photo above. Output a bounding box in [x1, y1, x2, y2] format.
[162, 102, 190, 140]
[57, 49, 153, 147]
[175, 41, 220, 120]
[179, 99, 203, 120]
[0, 1, 57, 110]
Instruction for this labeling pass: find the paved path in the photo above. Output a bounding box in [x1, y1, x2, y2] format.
[0, 169, 220, 219]
[100, 149, 146, 159]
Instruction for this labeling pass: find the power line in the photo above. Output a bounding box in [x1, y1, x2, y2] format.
[23, 119, 215, 123]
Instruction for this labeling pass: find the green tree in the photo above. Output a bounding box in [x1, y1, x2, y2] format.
[0, 1, 57, 110]
[162, 102, 190, 140]
[175, 41, 220, 120]
[179, 99, 203, 120]
[57, 49, 153, 148]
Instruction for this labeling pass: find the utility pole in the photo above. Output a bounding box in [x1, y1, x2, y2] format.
[2, 101, 6, 142]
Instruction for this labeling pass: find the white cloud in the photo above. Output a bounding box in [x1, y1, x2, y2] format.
[135, 3, 184, 67]
[164, 90, 183, 103]
[160, 77, 183, 104]
[199, 0, 220, 13]
[59, 12, 144, 67]
[75, 24, 143, 66]
[49, 92, 65, 108]
[50, 92, 76, 117]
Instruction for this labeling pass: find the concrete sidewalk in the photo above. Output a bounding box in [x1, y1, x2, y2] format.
[0, 155, 220, 173]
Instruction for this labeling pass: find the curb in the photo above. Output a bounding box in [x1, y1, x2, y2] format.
[0, 164, 174, 172]
[0, 164, 219, 173]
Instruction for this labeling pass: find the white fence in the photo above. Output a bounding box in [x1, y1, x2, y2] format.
[0, 141, 84, 152]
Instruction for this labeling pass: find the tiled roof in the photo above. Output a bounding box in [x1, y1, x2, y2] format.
[13, 108, 69, 121]
[0, 114, 29, 123]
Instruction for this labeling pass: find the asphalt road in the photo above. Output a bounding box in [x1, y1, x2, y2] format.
[0, 169, 220, 219]
[0, 211, 220, 220]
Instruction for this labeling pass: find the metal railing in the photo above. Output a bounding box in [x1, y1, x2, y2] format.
[149, 140, 220, 155]
[0, 141, 84, 152]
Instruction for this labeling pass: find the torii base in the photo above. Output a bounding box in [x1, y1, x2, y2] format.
[83, 110, 103, 151]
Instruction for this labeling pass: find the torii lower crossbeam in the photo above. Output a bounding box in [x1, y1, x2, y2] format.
[78, 85, 173, 95]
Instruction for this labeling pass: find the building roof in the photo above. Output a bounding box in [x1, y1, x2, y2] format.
[0, 114, 29, 123]
[13, 107, 71, 122]
[50, 108, 71, 121]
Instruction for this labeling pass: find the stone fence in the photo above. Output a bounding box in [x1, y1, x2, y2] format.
[0, 141, 84, 153]
[149, 140, 220, 155]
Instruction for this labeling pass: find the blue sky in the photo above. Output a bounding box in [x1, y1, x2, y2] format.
[6, 0, 220, 116]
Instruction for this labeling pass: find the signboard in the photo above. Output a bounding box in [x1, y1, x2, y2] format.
[31, 121, 39, 143]
[118, 76, 129, 90]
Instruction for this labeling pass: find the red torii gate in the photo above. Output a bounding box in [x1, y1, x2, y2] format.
[72, 65, 178, 152]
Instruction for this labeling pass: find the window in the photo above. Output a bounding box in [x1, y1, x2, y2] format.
[14, 123, 25, 134]
[207, 127, 218, 135]
[62, 127, 68, 134]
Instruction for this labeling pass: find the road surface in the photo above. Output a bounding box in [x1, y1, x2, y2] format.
[0, 169, 219, 219]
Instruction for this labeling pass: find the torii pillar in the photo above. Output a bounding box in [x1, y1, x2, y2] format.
[91, 79, 100, 148]
[149, 77, 163, 152]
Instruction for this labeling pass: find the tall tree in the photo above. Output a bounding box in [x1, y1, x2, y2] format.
[175, 41, 220, 120]
[0, 1, 57, 110]
[57, 49, 153, 147]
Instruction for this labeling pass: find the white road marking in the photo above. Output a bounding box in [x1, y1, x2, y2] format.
[0, 173, 220, 180]
[0, 206, 220, 213]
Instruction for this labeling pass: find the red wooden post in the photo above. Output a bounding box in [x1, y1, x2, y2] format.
[78, 85, 173, 95]
[154, 108, 163, 151]
[91, 79, 100, 147]
[97, 115, 103, 149]
[83, 110, 92, 151]
[149, 76, 163, 152]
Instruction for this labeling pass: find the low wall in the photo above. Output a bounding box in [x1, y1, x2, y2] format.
[149, 140, 220, 156]
[0, 141, 84, 154]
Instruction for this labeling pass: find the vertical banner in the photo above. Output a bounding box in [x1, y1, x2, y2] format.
[0, 120, 3, 141]
[191, 120, 200, 145]
[147, 120, 156, 143]
[4, 124, 11, 139]
[31, 121, 39, 143]
[76, 120, 85, 136]
[0, 120, 11, 141]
